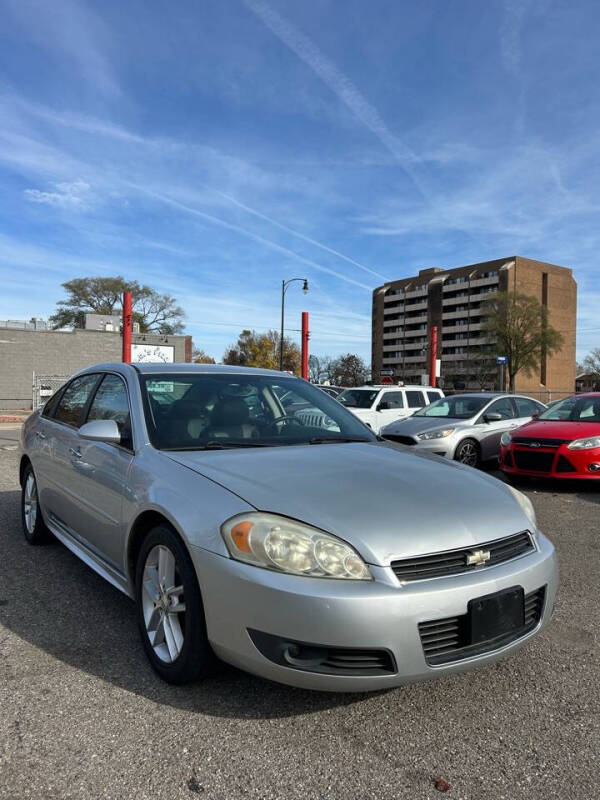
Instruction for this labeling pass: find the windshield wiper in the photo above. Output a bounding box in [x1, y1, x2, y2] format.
[162, 441, 271, 451]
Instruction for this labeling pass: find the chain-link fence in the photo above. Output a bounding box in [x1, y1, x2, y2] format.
[32, 373, 70, 410]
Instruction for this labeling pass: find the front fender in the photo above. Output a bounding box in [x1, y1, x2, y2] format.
[121, 448, 255, 571]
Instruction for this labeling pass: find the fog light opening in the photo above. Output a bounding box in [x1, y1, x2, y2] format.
[587, 463, 600, 473]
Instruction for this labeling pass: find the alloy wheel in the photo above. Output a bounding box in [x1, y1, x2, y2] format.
[23, 473, 38, 534]
[142, 545, 186, 664]
[457, 442, 478, 467]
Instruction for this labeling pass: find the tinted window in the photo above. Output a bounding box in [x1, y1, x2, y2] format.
[406, 390, 425, 408]
[381, 391, 404, 409]
[486, 398, 516, 420]
[338, 389, 378, 409]
[427, 391, 442, 403]
[42, 386, 66, 419]
[54, 375, 99, 428]
[87, 374, 130, 433]
[514, 397, 542, 417]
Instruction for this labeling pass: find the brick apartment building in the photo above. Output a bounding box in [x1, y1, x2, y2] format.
[371, 256, 577, 395]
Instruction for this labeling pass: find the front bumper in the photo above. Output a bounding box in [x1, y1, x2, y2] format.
[190, 533, 558, 691]
[382, 432, 458, 458]
[500, 443, 600, 479]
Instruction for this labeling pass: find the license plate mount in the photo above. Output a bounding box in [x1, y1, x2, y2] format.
[469, 586, 524, 644]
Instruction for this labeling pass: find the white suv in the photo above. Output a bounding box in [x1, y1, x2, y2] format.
[338, 385, 445, 434]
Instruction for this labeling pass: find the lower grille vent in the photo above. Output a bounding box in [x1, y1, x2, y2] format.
[418, 586, 545, 666]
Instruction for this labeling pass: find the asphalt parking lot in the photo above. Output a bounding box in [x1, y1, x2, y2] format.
[0, 437, 598, 800]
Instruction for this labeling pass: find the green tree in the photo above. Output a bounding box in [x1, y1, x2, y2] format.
[481, 291, 563, 391]
[50, 276, 185, 334]
[332, 353, 368, 386]
[222, 329, 300, 373]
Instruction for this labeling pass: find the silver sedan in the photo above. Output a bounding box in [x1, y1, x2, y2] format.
[19, 364, 557, 691]
[381, 393, 547, 467]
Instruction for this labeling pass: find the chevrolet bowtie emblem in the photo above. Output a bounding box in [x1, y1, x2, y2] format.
[467, 549, 491, 567]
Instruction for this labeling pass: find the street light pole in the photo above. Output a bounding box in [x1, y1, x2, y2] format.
[279, 277, 309, 371]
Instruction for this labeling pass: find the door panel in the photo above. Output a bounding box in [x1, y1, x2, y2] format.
[374, 390, 408, 430]
[39, 374, 100, 529]
[64, 373, 134, 568]
[478, 398, 517, 460]
[67, 440, 133, 567]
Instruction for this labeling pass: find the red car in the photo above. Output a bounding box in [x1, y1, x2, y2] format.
[500, 393, 600, 480]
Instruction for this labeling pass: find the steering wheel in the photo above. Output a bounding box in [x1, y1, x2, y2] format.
[264, 415, 305, 433]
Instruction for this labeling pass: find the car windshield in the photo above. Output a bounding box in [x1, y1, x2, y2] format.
[338, 389, 378, 408]
[139, 373, 376, 449]
[538, 395, 600, 422]
[414, 395, 489, 419]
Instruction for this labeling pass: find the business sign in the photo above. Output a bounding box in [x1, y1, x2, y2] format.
[131, 343, 174, 363]
[496, 355, 508, 365]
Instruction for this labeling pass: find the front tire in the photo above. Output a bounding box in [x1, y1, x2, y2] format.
[135, 524, 215, 684]
[21, 464, 52, 544]
[454, 438, 481, 468]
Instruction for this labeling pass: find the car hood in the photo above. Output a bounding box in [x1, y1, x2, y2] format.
[512, 419, 600, 440]
[165, 443, 530, 566]
[382, 416, 467, 436]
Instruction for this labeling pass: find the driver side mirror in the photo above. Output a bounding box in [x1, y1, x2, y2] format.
[531, 411, 540, 419]
[377, 401, 389, 411]
[79, 419, 121, 444]
[483, 412, 503, 423]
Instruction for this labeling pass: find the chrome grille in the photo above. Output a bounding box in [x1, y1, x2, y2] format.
[391, 531, 534, 582]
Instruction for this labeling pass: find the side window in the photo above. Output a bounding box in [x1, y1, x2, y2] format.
[42, 386, 67, 419]
[381, 391, 404, 409]
[427, 391, 441, 404]
[514, 397, 541, 417]
[54, 375, 100, 428]
[406, 390, 425, 408]
[486, 398, 516, 420]
[87, 374, 131, 433]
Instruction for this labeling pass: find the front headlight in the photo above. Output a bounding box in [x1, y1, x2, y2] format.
[220, 513, 372, 580]
[417, 428, 454, 441]
[507, 485, 537, 530]
[567, 436, 600, 450]
[500, 432, 512, 446]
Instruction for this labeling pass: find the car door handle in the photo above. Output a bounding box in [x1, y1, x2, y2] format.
[69, 447, 82, 459]
[36, 431, 46, 440]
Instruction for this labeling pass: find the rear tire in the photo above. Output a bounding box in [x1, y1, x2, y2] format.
[21, 464, 53, 545]
[454, 438, 481, 468]
[135, 523, 216, 684]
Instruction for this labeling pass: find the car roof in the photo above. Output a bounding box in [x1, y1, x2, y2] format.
[76, 362, 298, 378]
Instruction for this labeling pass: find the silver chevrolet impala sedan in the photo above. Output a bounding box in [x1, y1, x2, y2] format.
[19, 363, 558, 691]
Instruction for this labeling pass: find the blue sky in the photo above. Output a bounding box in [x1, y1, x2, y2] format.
[1, 0, 599, 362]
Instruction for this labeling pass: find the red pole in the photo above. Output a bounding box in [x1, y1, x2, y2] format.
[122, 291, 132, 363]
[301, 311, 309, 380]
[429, 325, 438, 387]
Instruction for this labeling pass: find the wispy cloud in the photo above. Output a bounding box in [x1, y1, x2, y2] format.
[243, 0, 427, 196]
[24, 179, 93, 210]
